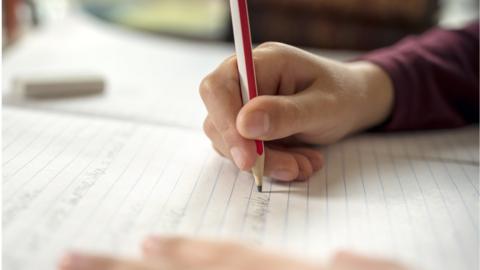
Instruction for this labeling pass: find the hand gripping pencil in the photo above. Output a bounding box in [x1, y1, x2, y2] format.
[229, 0, 264, 192]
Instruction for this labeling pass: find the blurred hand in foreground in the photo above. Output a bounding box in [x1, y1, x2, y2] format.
[59, 236, 407, 270]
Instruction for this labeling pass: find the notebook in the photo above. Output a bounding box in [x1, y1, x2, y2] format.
[3, 107, 478, 270]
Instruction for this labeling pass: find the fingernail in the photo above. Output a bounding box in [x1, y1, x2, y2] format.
[230, 147, 247, 169]
[296, 171, 307, 181]
[271, 169, 294, 180]
[312, 155, 324, 171]
[59, 253, 87, 270]
[245, 111, 269, 137]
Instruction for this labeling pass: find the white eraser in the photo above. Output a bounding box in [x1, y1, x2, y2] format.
[13, 73, 105, 98]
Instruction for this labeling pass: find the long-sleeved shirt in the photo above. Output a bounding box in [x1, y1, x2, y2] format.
[360, 21, 479, 131]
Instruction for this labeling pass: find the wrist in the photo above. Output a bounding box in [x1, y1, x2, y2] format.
[346, 61, 394, 133]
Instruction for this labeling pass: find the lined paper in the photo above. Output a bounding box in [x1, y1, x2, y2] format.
[3, 107, 479, 270]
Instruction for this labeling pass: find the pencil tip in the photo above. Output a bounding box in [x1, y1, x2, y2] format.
[257, 185, 262, 192]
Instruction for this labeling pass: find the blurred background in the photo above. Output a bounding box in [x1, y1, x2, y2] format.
[3, 0, 479, 50]
[2, 0, 479, 128]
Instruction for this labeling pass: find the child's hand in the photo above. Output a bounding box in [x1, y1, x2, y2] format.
[200, 42, 393, 181]
[59, 236, 407, 270]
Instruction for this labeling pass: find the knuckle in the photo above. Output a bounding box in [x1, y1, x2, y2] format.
[282, 98, 305, 129]
[199, 75, 217, 100]
[216, 119, 239, 141]
[223, 78, 241, 97]
[218, 125, 242, 149]
[224, 54, 238, 68]
[199, 72, 239, 104]
[257, 41, 283, 50]
[253, 42, 288, 70]
[203, 117, 216, 138]
[218, 123, 236, 138]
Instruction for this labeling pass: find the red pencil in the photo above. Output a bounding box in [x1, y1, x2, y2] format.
[229, 0, 264, 192]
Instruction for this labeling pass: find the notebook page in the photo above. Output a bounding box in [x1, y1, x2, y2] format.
[3, 107, 478, 270]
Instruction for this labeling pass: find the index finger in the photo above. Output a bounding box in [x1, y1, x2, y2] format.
[199, 56, 258, 170]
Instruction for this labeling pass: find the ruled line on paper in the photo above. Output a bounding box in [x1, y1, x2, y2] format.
[325, 148, 331, 248]
[403, 135, 449, 267]
[149, 152, 212, 235]
[355, 140, 373, 251]
[3, 119, 127, 255]
[149, 167, 185, 231]
[386, 137, 418, 258]
[2, 113, 42, 150]
[170, 154, 213, 234]
[217, 171, 240, 235]
[3, 121, 103, 202]
[340, 143, 351, 245]
[305, 173, 311, 254]
[372, 139, 398, 255]
[281, 182, 292, 246]
[2, 126, 106, 229]
[105, 133, 177, 250]
[194, 161, 225, 235]
[240, 175, 255, 237]
[420, 141, 470, 269]
[422, 135, 478, 269]
[92, 128, 159, 243]
[3, 117, 58, 166]
[5, 128, 133, 250]
[444, 132, 480, 194]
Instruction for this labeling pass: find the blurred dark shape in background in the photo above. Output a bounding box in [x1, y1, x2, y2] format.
[80, 0, 229, 41]
[80, 0, 440, 50]
[2, 0, 478, 51]
[3, 0, 20, 46]
[3, 0, 42, 47]
[245, 0, 439, 50]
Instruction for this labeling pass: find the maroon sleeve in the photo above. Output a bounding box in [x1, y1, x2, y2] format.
[359, 21, 479, 131]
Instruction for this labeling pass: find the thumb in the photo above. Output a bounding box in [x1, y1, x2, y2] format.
[236, 94, 313, 141]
